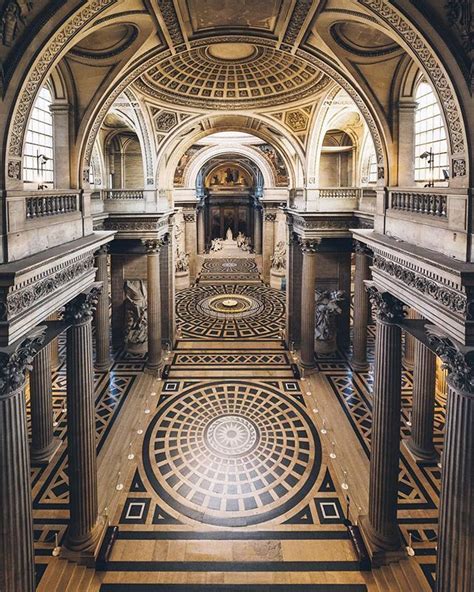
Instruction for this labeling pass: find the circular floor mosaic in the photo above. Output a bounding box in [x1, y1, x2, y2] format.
[176, 284, 285, 339]
[201, 258, 259, 273]
[143, 381, 321, 526]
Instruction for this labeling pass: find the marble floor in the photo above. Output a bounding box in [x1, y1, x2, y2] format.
[32, 257, 440, 591]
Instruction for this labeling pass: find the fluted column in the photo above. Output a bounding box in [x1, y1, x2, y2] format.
[403, 308, 418, 370]
[63, 285, 105, 557]
[428, 331, 474, 592]
[286, 231, 302, 349]
[197, 207, 205, 254]
[183, 209, 197, 281]
[48, 312, 60, 368]
[254, 207, 262, 255]
[300, 239, 319, 368]
[94, 245, 111, 371]
[144, 239, 163, 375]
[263, 210, 276, 282]
[360, 286, 404, 565]
[404, 338, 437, 462]
[30, 342, 61, 464]
[352, 241, 371, 370]
[0, 327, 45, 592]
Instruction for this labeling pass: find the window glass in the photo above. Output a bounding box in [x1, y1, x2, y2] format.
[23, 86, 54, 185]
[414, 81, 448, 183]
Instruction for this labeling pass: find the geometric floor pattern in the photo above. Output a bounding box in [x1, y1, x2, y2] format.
[176, 283, 286, 340]
[198, 257, 261, 284]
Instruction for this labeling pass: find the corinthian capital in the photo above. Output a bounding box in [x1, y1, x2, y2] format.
[0, 326, 46, 398]
[299, 238, 321, 254]
[64, 284, 102, 325]
[366, 283, 404, 323]
[143, 239, 165, 254]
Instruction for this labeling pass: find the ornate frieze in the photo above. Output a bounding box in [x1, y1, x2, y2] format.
[0, 326, 46, 398]
[157, 0, 185, 46]
[0, 253, 95, 323]
[104, 217, 168, 232]
[372, 254, 468, 317]
[427, 328, 474, 394]
[366, 284, 405, 323]
[64, 284, 102, 325]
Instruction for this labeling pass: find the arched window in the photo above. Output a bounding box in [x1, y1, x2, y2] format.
[414, 81, 448, 184]
[23, 85, 54, 186]
[367, 152, 377, 184]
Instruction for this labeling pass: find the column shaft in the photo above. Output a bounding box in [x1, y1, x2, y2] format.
[360, 288, 404, 565]
[403, 308, 418, 369]
[300, 246, 317, 367]
[262, 212, 275, 282]
[197, 208, 205, 254]
[405, 339, 437, 462]
[0, 328, 45, 592]
[63, 287, 104, 556]
[30, 343, 61, 463]
[145, 241, 162, 374]
[352, 246, 371, 370]
[436, 381, 474, 591]
[94, 246, 111, 371]
[111, 254, 125, 348]
[286, 235, 302, 348]
[254, 208, 262, 255]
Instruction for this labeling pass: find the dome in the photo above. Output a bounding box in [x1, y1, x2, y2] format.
[133, 42, 330, 110]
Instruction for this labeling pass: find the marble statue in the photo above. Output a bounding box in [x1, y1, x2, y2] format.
[124, 280, 148, 348]
[271, 241, 286, 270]
[315, 290, 345, 342]
[225, 227, 234, 241]
[210, 238, 223, 252]
[175, 248, 189, 272]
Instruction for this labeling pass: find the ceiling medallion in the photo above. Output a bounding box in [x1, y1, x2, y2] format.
[134, 41, 330, 110]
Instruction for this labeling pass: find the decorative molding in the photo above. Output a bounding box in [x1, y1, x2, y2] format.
[282, 0, 313, 45]
[0, 253, 95, 322]
[427, 327, 474, 394]
[104, 217, 168, 232]
[366, 284, 405, 323]
[358, 0, 467, 160]
[64, 284, 102, 325]
[8, 0, 118, 158]
[157, 0, 185, 46]
[124, 88, 154, 184]
[0, 326, 46, 398]
[372, 253, 469, 317]
[183, 212, 196, 223]
[264, 213, 277, 222]
[452, 157, 467, 177]
[7, 160, 21, 179]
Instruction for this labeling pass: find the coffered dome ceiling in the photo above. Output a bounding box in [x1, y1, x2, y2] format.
[133, 42, 331, 110]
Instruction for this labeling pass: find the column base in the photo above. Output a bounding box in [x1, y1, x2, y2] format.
[403, 360, 415, 371]
[30, 437, 62, 465]
[351, 359, 369, 372]
[145, 364, 163, 378]
[95, 359, 112, 373]
[358, 515, 405, 567]
[62, 518, 109, 568]
[402, 438, 438, 464]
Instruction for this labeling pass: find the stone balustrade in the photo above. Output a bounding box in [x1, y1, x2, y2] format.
[390, 190, 447, 217]
[25, 193, 78, 219]
[319, 188, 361, 200]
[102, 189, 144, 200]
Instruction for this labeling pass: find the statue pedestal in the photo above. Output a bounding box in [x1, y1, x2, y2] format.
[176, 270, 190, 290]
[270, 268, 285, 290]
[126, 339, 147, 354]
[315, 337, 337, 355]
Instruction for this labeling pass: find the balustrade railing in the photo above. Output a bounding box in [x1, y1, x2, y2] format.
[25, 194, 78, 219]
[390, 191, 447, 217]
[102, 189, 144, 200]
[319, 188, 360, 199]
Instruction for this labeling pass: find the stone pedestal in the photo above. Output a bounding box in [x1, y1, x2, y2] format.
[30, 342, 61, 464]
[360, 286, 404, 566]
[63, 286, 107, 561]
[94, 245, 111, 371]
[0, 327, 46, 592]
[427, 331, 474, 592]
[143, 240, 163, 376]
[352, 241, 371, 370]
[176, 269, 190, 290]
[300, 240, 319, 368]
[270, 267, 285, 290]
[404, 338, 437, 463]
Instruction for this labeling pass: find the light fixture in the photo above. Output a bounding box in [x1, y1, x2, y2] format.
[419, 148, 434, 188]
[36, 151, 51, 190]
